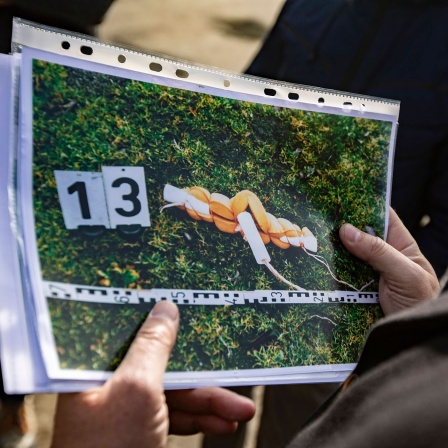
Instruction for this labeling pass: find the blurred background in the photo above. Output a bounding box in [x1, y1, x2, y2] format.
[99, 0, 284, 71]
[29, 0, 284, 446]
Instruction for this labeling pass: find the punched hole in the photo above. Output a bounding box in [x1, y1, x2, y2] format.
[176, 69, 189, 79]
[264, 88, 276, 97]
[61, 41, 70, 50]
[118, 55, 126, 63]
[80, 46, 93, 56]
[288, 92, 299, 100]
[343, 102, 352, 106]
[224, 80, 230, 87]
[318, 97, 325, 104]
[149, 62, 162, 72]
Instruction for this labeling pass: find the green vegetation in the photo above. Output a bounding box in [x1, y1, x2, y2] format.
[33, 59, 391, 371]
[48, 300, 382, 371]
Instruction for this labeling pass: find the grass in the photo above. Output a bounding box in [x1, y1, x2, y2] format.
[48, 300, 382, 371]
[32, 59, 392, 372]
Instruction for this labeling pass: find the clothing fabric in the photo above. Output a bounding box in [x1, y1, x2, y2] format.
[256, 383, 338, 448]
[247, 0, 448, 277]
[286, 291, 448, 448]
[202, 384, 338, 448]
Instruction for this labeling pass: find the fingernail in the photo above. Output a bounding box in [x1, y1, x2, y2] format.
[149, 301, 178, 321]
[343, 224, 362, 243]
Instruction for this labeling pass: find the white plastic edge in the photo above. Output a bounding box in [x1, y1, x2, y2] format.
[12, 18, 400, 119]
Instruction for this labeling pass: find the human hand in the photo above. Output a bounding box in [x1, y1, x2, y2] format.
[51, 301, 255, 448]
[340, 208, 439, 316]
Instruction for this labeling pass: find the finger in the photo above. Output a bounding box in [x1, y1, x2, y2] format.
[339, 222, 413, 278]
[341, 209, 436, 277]
[165, 388, 255, 421]
[113, 301, 179, 386]
[169, 412, 238, 435]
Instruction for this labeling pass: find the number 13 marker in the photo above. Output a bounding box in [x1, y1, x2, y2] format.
[54, 167, 150, 230]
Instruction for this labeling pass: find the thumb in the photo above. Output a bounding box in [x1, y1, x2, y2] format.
[113, 301, 179, 385]
[339, 223, 409, 278]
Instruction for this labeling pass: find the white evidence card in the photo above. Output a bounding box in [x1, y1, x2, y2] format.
[101, 166, 150, 228]
[54, 170, 110, 229]
[55, 167, 151, 230]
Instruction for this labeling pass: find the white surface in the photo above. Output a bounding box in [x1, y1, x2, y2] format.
[102, 166, 151, 228]
[237, 211, 270, 264]
[54, 170, 110, 229]
[0, 54, 106, 393]
[13, 19, 400, 118]
[163, 184, 211, 216]
[0, 53, 38, 393]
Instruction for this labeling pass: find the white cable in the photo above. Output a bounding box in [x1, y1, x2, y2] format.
[262, 259, 305, 291]
[303, 248, 374, 292]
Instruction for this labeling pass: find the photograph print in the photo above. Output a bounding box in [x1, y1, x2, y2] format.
[29, 57, 392, 377]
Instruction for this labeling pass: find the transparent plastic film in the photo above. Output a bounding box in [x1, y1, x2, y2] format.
[8, 18, 398, 390]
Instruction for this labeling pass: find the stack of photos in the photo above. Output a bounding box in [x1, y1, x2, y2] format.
[7, 20, 398, 388]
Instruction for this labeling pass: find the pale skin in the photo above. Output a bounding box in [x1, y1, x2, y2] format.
[51, 208, 439, 448]
[339, 208, 439, 315]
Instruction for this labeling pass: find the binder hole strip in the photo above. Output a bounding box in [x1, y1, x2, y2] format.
[12, 18, 400, 119]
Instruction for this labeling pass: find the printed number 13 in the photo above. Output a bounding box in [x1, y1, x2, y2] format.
[68, 177, 141, 218]
[55, 167, 151, 230]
